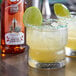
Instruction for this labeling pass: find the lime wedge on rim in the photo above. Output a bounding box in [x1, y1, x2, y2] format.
[54, 3, 70, 18]
[23, 6, 42, 26]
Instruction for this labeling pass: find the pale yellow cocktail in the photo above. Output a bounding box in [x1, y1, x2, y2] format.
[66, 15, 76, 50]
[67, 29, 76, 50]
[66, 14, 76, 56]
[26, 19, 67, 69]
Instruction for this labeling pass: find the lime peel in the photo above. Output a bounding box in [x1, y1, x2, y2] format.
[23, 6, 42, 26]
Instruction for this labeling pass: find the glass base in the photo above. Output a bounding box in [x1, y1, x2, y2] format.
[28, 58, 65, 69]
[65, 47, 76, 57]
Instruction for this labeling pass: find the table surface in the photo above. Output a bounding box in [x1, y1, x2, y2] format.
[0, 48, 76, 76]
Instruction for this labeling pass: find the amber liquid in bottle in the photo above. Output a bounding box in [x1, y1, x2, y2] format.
[1, 0, 26, 54]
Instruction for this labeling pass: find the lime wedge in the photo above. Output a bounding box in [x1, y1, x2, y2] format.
[23, 7, 42, 26]
[54, 3, 70, 18]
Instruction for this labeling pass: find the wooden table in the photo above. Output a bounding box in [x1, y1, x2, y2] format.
[0, 48, 76, 76]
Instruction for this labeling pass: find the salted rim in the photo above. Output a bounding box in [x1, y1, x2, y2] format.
[25, 19, 67, 31]
[26, 19, 67, 29]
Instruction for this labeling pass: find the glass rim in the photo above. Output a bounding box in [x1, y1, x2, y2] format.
[26, 19, 67, 31]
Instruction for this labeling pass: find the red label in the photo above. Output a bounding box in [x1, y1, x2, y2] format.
[5, 0, 24, 45]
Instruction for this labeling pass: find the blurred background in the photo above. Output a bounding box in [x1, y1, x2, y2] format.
[0, 0, 76, 11]
[25, 0, 76, 10]
[0, 0, 76, 16]
[0, 0, 76, 18]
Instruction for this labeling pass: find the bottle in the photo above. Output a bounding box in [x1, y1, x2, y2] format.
[41, 0, 51, 19]
[1, 0, 26, 54]
[32, 0, 51, 19]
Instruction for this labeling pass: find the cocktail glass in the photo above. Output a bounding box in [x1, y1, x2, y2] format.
[66, 12, 76, 57]
[26, 19, 68, 69]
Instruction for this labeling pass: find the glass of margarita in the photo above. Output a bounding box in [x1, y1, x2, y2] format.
[66, 12, 76, 57]
[26, 19, 67, 69]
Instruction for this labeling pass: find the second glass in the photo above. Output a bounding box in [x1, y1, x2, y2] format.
[66, 12, 76, 57]
[26, 19, 68, 69]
